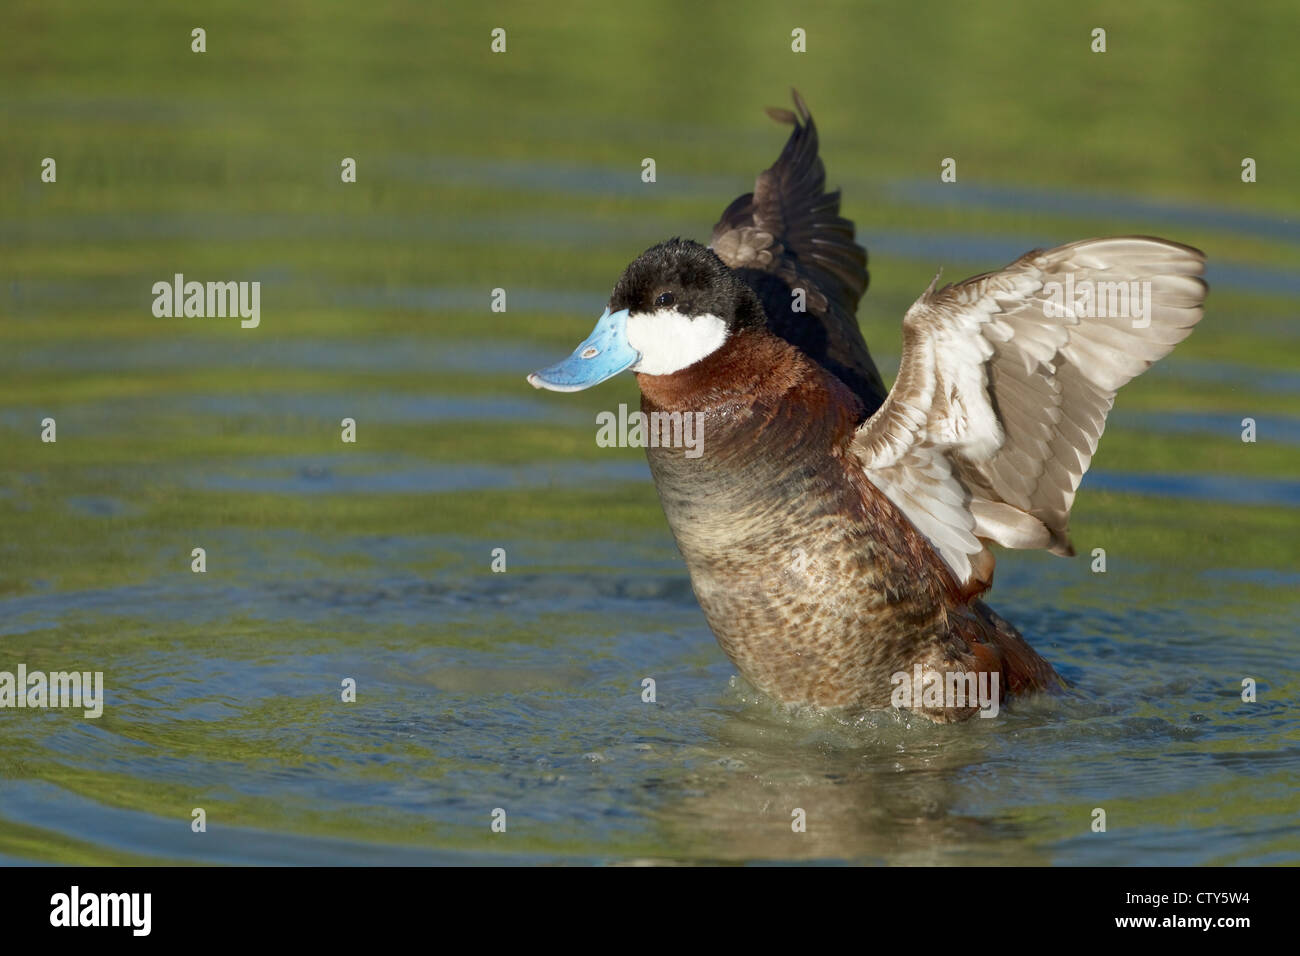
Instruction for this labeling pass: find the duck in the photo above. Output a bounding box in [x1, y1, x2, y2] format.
[526, 90, 1208, 721]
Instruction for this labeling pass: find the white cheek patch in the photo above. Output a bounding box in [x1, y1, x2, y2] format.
[625, 309, 729, 376]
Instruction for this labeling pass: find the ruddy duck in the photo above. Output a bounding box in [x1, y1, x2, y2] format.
[528, 92, 1207, 721]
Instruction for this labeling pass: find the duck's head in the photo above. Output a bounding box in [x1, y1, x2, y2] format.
[527, 238, 765, 392]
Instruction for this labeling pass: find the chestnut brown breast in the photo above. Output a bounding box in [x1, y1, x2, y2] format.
[636, 330, 987, 712]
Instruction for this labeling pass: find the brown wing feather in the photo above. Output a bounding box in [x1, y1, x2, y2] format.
[711, 89, 887, 410]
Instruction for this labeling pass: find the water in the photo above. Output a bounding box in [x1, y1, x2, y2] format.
[3, 541, 1297, 865]
[2, 330, 1297, 865]
[3, 0, 1298, 866]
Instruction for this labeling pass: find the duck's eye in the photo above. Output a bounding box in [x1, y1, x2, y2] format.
[654, 291, 675, 308]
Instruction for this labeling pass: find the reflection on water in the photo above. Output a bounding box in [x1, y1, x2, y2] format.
[2, 491, 1297, 863]
[5, 232, 1297, 318]
[1084, 470, 1300, 507]
[5, 0, 1299, 868]
[896, 180, 1300, 244]
[3, 311, 1300, 864]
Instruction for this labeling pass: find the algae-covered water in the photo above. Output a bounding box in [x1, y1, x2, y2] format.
[1, 1, 1298, 864]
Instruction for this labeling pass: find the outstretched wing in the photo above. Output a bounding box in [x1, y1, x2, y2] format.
[710, 89, 887, 410]
[851, 236, 1207, 585]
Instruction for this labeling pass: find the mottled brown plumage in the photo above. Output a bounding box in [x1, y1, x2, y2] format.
[638, 330, 1061, 719]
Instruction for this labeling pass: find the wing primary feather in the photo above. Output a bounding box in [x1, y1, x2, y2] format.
[851, 236, 1207, 584]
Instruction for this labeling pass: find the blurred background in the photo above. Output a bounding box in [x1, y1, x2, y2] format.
[1, 1, 1297, 864]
